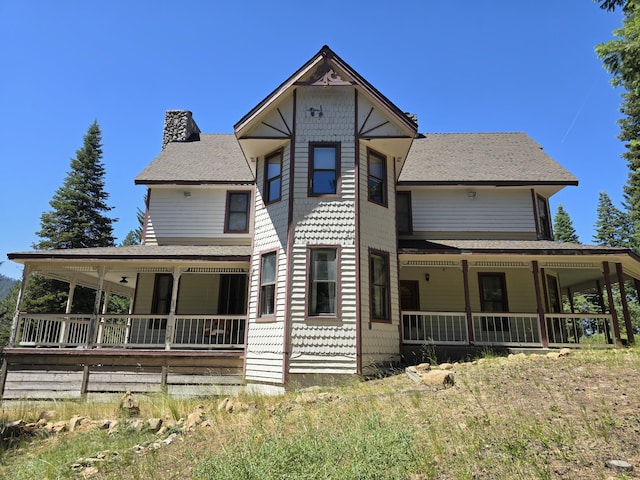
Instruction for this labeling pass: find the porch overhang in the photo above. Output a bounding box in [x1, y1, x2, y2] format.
[7, 244, 252, 294]
[398, 239, 640, 290]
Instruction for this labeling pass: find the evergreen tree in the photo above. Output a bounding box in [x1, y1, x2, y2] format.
[596, 3, 640, 246]
[120, 192, 147, 246]
[553, 204, 580, 243]
[593, 191, 632, 247]
[25, 121, 116, 313]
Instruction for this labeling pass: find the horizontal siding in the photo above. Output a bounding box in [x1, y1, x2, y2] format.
[145, 187, 253, 244]
[410, 188, 536, 234]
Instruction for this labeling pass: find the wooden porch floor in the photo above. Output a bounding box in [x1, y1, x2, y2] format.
[0, 347, 245, 400]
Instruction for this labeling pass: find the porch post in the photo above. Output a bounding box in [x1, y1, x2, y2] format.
[462, 260, 474, 344]
[531, 261, 548, 348]
[59, 276, 77, 344]
[8, 265, 31, 347]
[566, 287, 575, 314]
[96, 287, 111, 346]
[165, 267, 182, 351]
[87, 266, 106, 348]
[602, 262, 622, 346]
[615, 263, 634, 345]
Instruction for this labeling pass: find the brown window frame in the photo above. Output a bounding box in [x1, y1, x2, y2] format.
[396, 191, 413, 234]
[224, 190, 251, 233]
[309, 142, 340, 197]
[535, 193, 552, 240]
[264, 150, 282, 205]
[149, 273, 173, 329]
[367, 149, 387, 206]
[370, 249, 391, 322]
[258, 250, 278, 321]
[478, 272, 509, 332]
[306, 245, 341, 319]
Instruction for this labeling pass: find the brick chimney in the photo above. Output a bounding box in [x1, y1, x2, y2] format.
[162, 110, 201, 149]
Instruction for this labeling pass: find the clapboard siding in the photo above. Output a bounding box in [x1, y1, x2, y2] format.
[145, 187, 253, 245]
[410, 188, 536, 235]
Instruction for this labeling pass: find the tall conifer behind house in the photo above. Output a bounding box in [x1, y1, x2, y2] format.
[593, 191, 633, 248]
[25, 121, 116, 313]
[553, 205, 580, 243]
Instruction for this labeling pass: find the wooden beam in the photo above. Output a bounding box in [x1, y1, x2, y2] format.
[462, 260, 474, 344]
[616, 262, 634, 345]
[531, 261, 548, 348]
[603, 262, 622, 346]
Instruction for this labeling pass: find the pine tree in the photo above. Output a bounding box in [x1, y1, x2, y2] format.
[593, 191, 632, 247]
[596, 3, 640, 246]
[25, 121, 116, 313]
[553, 204, 580, 243]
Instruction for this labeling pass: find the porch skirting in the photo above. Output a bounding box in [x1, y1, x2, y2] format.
[0, 348, 245, 400]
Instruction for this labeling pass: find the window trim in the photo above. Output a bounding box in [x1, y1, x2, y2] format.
[257, 249, 278, 322]
[224, 190, 251, 233]
[478, 272, 509, 332]
[306, 245, 341, 319]
[369, 249, 391, 323]
[367, 149, 387, 206]
[264, 150, 283, 205]
[396, 191, 413, 235]
[149, 273, 173, 330]
[308, 142, 341, 197]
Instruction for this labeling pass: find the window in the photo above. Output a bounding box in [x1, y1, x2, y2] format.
[368, 150, 387, 205]
[478, 273, 508, 331]
[265, 151, 282, 204]
[309, 248, 338, 316]
[225, 191, 250, 233]
[546, 274, 562, 313]
[536, 194, 552, 240]
[309, 143, 339, 196]
[396, 191, 413, 234]
[259, 252, 277, 317]
[150, 273, 173, 329]
[370, 251, 390, 321]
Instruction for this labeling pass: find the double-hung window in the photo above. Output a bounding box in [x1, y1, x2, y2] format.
[225, 191, 250, 233]
[478, 272, 509, 331]
[259, 251, 277, 317]
[396, 191, 413, 234]
[536, 194, 552, 240]
[265, 151, 282, 204]
[309, 248, 338, 316]
[370, 251, 390, 321]
[309, 143, 339, 196]
[368, 150, 387, 206]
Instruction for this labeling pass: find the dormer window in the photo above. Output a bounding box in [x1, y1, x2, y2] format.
[367, 150, 387, 206]
[309, 143, 340, 196]
[265, 151, 282, 204]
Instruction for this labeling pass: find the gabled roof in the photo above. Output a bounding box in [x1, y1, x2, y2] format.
[135, 134, 253, 185]
[399, 133, 578, 186]
[234, 45, 418, 135]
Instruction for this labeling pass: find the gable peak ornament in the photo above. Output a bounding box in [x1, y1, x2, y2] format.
[306, 58, 353, 86]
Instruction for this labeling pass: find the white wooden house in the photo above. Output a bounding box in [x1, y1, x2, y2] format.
[4, 45, 640, 398]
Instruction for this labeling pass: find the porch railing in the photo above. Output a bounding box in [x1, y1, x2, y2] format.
[402, 311, 615, 347]
[15, 313, 246, 350]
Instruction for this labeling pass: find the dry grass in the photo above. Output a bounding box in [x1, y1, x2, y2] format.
[3, 347, 640, 479]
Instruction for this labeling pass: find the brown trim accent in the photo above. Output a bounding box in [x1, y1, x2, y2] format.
[531, 189, 540, 238]
[141, 187, 151, 241]
[567, 286, 575, 313]
[531, 261, 548, 348]
[305, 245, 342, 321]
[135, 180, 255, 186]
[536, 193, 552, 240]
[541, 268, 549, 312]
[224, 190, 252, 234]
[360, 120, 390, 136]
[397, 180, 578, 187]
[8, 253, 251, 262]
[369, 248, 391, 323]
[616, 262, 634, 345]
[256, 248, 279, 323]
[359, 107, 374, 135]
[354, 89, 362, 375]
[603, 262, 622, 346]
[276, 107, 292, 135]
[261, 121, 290, 137]
[308, 142, 341, 197]
[283, 90, 297, 384]
[264, 149, 283, 205]
[396, 191, 413, 235]
[366, 148, 388, 207]
[462, 260, 473, 344]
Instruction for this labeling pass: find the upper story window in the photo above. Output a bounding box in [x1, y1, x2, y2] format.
[308, 247, 338, 317]
[368, 150, 387, 206]
[225, 191, 250, 233]
[309, 143, 340, 196]
[370, 251, 390, 321]
[265, 151, 282, 204]
[396, 191, 413, 234]
[536, 194, 552, 240]
[259, 251, 277, 318]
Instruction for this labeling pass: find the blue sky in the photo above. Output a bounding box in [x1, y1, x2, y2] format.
[0, 1, 627, 279]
